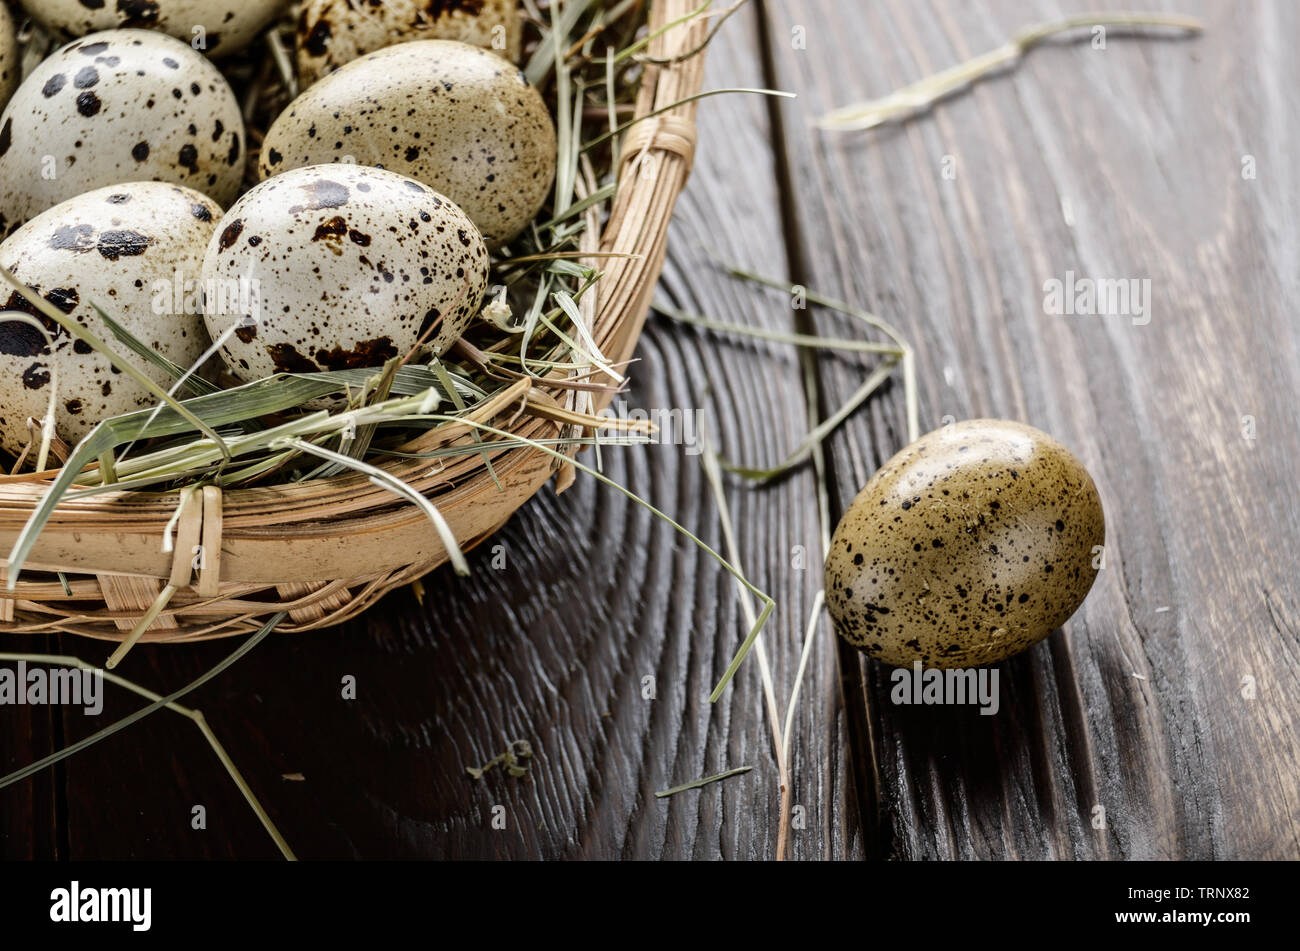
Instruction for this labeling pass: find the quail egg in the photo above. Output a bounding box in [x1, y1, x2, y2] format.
[0, 2, 18, 113]
[296, 0, 522, 87]
[18, 0, 292, 58]
[260, 40, 555, 249]
[0, 29, 246, 236]
[825, 419, 1106, 668]
[0, 181, 222, 455]
[201, 163, 488, 383]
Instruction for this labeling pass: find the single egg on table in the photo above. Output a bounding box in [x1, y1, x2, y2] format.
[0, 181, 223, 456]
[201, 163, 488, 383]
[825, 419, 1105, 668]
[0, 29, 246, 235]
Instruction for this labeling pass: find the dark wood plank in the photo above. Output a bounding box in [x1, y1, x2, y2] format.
[0, 633, 62, 860]
[12, 4, 862, 860]
[765, 0, 1300, 859]
[8, 0, 1296, 863]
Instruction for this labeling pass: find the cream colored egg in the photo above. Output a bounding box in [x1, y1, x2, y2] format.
[18, 0, 291, 58]
[0, 2, 19, 113]
[260, 40, 554, 249]
[0, 181, 222, 455]
[0, 30, 246, 235]
[825, 420, 1105, 668]
[296, 0, 521, 87]
[201, 164, 488, 384]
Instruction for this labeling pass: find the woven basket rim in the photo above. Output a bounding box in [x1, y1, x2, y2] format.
[0, 0, 709, 638]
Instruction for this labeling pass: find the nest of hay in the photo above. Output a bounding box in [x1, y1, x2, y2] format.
[0, 0, 706, 642]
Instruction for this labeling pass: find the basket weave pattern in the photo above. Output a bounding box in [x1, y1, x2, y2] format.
[0, 1, 705, 642]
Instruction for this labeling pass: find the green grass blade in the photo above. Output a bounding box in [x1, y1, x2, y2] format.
[524, 0, 593, 86]
[655, 765, 752, 798]
[0, 268, 232, 459]
[3, 376, 345, 586]
[412, 412, 776, 699]
[0, 612, 286, 791]
[583, 88, 796, 153]
[430, 360, 500, 490]
[93, 304, 220, 396]
[274, 436, 470, 576]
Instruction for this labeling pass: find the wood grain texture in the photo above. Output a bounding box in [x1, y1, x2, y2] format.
[1, 4, 860, 860]
[0, 633, 61, 860]
[765, 0, 1300, 859]
[3, 0, 1297, 860]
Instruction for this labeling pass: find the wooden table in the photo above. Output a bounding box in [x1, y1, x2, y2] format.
[3, 0, 1298, 860]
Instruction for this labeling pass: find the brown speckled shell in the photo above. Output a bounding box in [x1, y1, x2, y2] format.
[0, 3, 18, 114]
[201, 164, 488, 383]
[825, 419, 1105, 668]
[296, 0, 522, 87]
[0, 29, 246, 233]
[0, 182, 222, 455]
[259, 40, 555, 250]
[18, 0, 292, 58]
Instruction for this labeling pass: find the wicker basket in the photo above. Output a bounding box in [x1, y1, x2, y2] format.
[0, 0, 705, 643]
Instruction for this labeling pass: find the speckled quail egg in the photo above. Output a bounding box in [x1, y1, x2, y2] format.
[825, 419, 1105, 668]
[0, 181, 222, 455]
[0, 2, 19, 114]
[296, 0, 521, 87]
[201, 163, 488, 383]
[260, 40, 555, 249]
[0, 29, 246, 236]
[18, 0, 292, 58]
